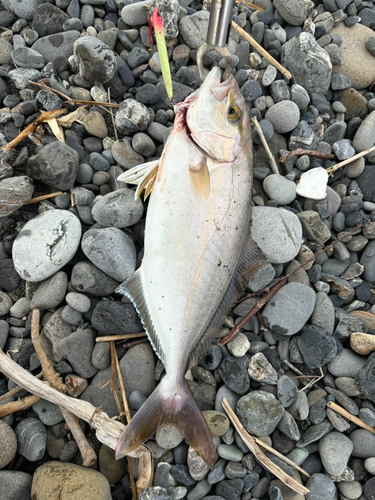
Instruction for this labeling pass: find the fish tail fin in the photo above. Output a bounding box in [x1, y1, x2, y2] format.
[115, 375, 215, 468]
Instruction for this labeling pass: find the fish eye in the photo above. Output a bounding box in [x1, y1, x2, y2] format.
[228, 105, 241, 122]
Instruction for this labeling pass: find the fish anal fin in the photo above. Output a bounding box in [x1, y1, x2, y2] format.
[189, 158, 210, 199]
[115, 376, 215, 468]
[188, 236, 267, 367]
[116, 269, 165, 364]
[118, 160, 160, 199]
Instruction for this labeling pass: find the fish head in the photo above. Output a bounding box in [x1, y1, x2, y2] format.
[186, 66, 251, 163]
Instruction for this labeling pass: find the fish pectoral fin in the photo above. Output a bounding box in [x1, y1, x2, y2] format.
[117, 159, 160, 199]
[189, 158, 210, 199]
[189, 236, 267, 367]
[115, 376, 216, 469]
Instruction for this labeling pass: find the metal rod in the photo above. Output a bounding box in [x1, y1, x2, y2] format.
[207, 0, 236, 47]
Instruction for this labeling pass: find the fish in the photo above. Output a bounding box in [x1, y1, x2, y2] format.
[115, 66, 265, 467]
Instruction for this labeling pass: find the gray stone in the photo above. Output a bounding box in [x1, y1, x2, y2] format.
[281, 32, 332, 94]
[121, 0, 154, 26]
[250, 206, 303, 264]
[328, 348, 367, 377]
[115, 100, 151, 135]
[297, 211, 331, 245]
[310, 292, 335, 334]
[217, 444, 243, 462]
[265, 101, 300, 134]
[262, 282, 316, 336]
[350, 429, 375, 458]
[92, 341, 110, 370]
[319, 431, 353, 476]
[277, 375, 298, 408]
[305, 473, 337, 500]
[297, 326, 337, 369]
[8, 68, 41, 90]
[297, 420, 333, 448]
[71, 261, 119, 296]
[31, 31, 80, 63]
[30, 271, 68, 310]
[360, 240, 375, 282]
[32, 399, 64, 426]
[74, 36, 116, 84]
[248, 352, 278, 385]
[236, 390, 284, 436]
[0, 471, 32, 500]
[15, 417, 46, 462]
[55, 328, 97, 378]
[91, 301, 143, 335]
[12, 46, 45, 69]
[353, 111, 375, 153]
[82, 227, 136, 282]
[179, 10, 210, 50]
[111, 139, 145, 169]
[2, 0, 42, 20]
[277, 410, 301, 441]
[31, 3, 69, 36]
[273, 0, 313, 25]
[355, 352, 375, 402]
[12, 210, 81, 282]
[27, 142, 79, 191]
[332, 139, 355, 160]
[91, 188, 143, 228]
[0, 420, 17, 469]
[263, 174, 297, 205]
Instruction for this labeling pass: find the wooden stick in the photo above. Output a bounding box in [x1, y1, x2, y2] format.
[231, 21, 292, 80]
[280, 149, 336, 163]
[0, 109, 67, 152]
[0, 372, 43, 402]
[23, 192, 65, 205]
[253, 436, 310, 478]
[327, 402, 375, 436]
[222, 398, 310, 494]
[326, 145, 375, 174]
[0, 347, 148, 457]
[239, 0, 264, 11]
[0, 394, 40, 417]
[218, 279, 285, 346]
[31, 309, 97, 467]
[96, 332, 147, 342]
[251, 116, 279, 174]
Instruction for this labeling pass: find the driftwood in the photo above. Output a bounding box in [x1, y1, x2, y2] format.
[327, 401, 375, 436]
[0, 347, 153, 492]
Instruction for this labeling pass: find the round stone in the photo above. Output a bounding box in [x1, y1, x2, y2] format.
[236, 390, 285, 436]
[319, 432, 353, 476]
[73, 36, 116, 84]
[261, 283, 316, 336]
[0, 420, 17, 468]
[265, 101, 300, 133]
[83, 111, 108, 139]
[91, 188, 143, 228]
[12, 210, 82, 282]
[250, 206, 303, 264]
[263, 174, 296, 205]
[202, 411, 230, 437]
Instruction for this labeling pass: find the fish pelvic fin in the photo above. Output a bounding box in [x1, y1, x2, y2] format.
[115, 375, 216, 468]
[117, 159, 160, 200]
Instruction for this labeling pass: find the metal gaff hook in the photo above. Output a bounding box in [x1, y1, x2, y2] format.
[197, 0, 236, 82]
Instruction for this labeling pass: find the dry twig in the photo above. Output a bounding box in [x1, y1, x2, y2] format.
[218, 279, 285, 346]
[23, 192, 65, 205]
[222, 398, 310, 494]
[251, 116, 279, 174]
[280, 149, 336, 163]
[96, 332, 147, 343]
[327, 401, 375, 436]
[326, 145, 375, 175]
[0, 394, 40, 417]
[231, 21, 292, 80]
[0, 372, 43, 402]
[31, 309, 97, 466]
[0, 109, 67, 152]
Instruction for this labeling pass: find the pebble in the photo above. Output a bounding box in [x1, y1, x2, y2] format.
[91, 188, 143, 228]
[277, 375, 298, 408]
[261, 282, 316, 336]
[0, 420, 17, 468]
[350, 429, 375, 459]
[265, 101, 300, 134]
[305, 473, 337, 500]
[55, 328, 98, 378]
[30, 271, 68, 310]
[31, 461, 111, 500]
[297, 326, 337, 369]
[250, 207, 303, 264]
[202, 411, 230, 437]
[73, 36, 116, 84]
[236, 390, 285, 436]
[83, 111, 108, 139]
[31, 31, 80, 63]
[12, 210, 81, 282]
[82, 227, 136, 282]
[15, 417, 47, 462]
[91, 301, 143, 334]
[0, 471, 32, 500]
[32, 399, 64, 426]
[248, 352, 278, 385]
[263, 174, 297, 205]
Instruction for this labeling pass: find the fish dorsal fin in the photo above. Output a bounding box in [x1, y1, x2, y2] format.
[117, 269, 165, 363]
[117, 159, 160, 200]
[188, 236, 267, 367]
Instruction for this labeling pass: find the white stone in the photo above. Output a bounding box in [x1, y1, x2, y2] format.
[296, 167, 328, 199]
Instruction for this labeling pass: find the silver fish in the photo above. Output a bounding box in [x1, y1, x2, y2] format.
[115, 66, 264, 467]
